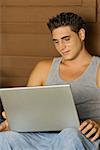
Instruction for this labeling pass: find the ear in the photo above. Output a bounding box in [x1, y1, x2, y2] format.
[78, 28, 85, 41]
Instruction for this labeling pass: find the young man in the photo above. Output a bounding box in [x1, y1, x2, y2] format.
[0, 12, 100, 149]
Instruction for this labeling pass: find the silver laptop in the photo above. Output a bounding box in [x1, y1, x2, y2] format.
[0, 84, 80, 132]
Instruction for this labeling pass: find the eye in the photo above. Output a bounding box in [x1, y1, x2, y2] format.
[64, 37, 70, 41]
[53, 40, 59, 44]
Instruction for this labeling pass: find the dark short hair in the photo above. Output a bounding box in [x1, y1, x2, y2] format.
[47, 12, 87, 34]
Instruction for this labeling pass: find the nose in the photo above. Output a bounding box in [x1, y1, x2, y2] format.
[59, 41, 66, 51]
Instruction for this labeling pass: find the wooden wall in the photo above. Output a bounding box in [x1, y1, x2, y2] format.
[0, 0, 99, 87]
[0, 1, 2, 86]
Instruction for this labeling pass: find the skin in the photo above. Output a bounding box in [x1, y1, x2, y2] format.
[0, 26, 100, 142]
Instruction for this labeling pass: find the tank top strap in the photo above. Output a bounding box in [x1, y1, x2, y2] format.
[45, 57, 63, 85]
[50, 57, 62, 72]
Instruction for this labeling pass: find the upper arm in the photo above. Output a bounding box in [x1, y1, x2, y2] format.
[27, 60, 52, 87]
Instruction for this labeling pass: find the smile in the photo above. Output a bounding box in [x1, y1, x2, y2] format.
[61, 50, 70, 55]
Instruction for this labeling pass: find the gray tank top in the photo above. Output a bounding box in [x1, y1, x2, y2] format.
[45, 56, 100, 121]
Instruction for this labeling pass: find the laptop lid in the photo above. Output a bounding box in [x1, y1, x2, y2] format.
[0, 84, 80, 132]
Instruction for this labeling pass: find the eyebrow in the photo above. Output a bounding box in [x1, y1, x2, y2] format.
[52, 35, 70, 41]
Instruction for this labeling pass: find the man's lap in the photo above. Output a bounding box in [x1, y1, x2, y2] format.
[0, 128, 99, 150]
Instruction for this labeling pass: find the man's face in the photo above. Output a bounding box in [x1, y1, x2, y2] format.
[52, 26, 85, 61]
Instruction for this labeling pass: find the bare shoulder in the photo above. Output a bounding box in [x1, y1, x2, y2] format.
[27, 59, 53, 86]
[33, 59, 53, 74]
[36, 59, 53, 69]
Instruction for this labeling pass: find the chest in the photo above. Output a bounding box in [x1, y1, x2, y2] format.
[59, 64, 89, 81]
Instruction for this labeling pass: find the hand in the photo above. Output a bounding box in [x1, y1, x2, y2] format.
[79, 119, 100, 142]
[0, 111, 9, 131]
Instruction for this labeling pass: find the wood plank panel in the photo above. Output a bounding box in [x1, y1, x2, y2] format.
[88, 23, 100, 34]
[1, 34, 59, 56]
[82, 0, 96, 7]
[87, 41, 100, 56]
[1, 67, 31, 77]
[97, 0, 100, 22]
[1, 0, 81, 6]
[0, 7, 2, 23]
[1, 0, 96, 7]
[1, 22, 100, 34]
[0, 56, 53, 87]
[0, 56, 52, 75]
[0, 56, 52, 67]
[97, 11, 100, 22]
[0, 20, 2, 80]
[1, 23, 49, 34]
[0, 1, 3, 6]
[1, 77, 28, 87]
[86, 23, 100, 55]
[0, 1, 3, 61]
[1, 7, 96, 23]
[0, 80, 2, 87]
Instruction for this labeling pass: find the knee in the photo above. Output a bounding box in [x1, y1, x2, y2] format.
[0, 131, 20, 149]
[52, 128, 83, 149]
[0, 132, 4, 143]
[0, 131, 18, 142]
[60, 128, 81, 140]
[0, 131, 10, 146]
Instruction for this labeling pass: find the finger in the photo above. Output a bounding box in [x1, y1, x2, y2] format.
[0, 121, 7, 131]
[85, 126, 97, 138]
[90, 130, 100, 142]
[81, 123, 94, 134]
[79, 120, 89, 131]
[2, 111, 7, 119]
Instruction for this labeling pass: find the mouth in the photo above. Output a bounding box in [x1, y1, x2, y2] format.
[61, 50, 70, 55]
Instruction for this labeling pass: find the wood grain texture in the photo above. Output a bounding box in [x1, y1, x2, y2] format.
[1, 34, 60, 56]
[1, 0, 82, 6]
[1, 7, 96, 23]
